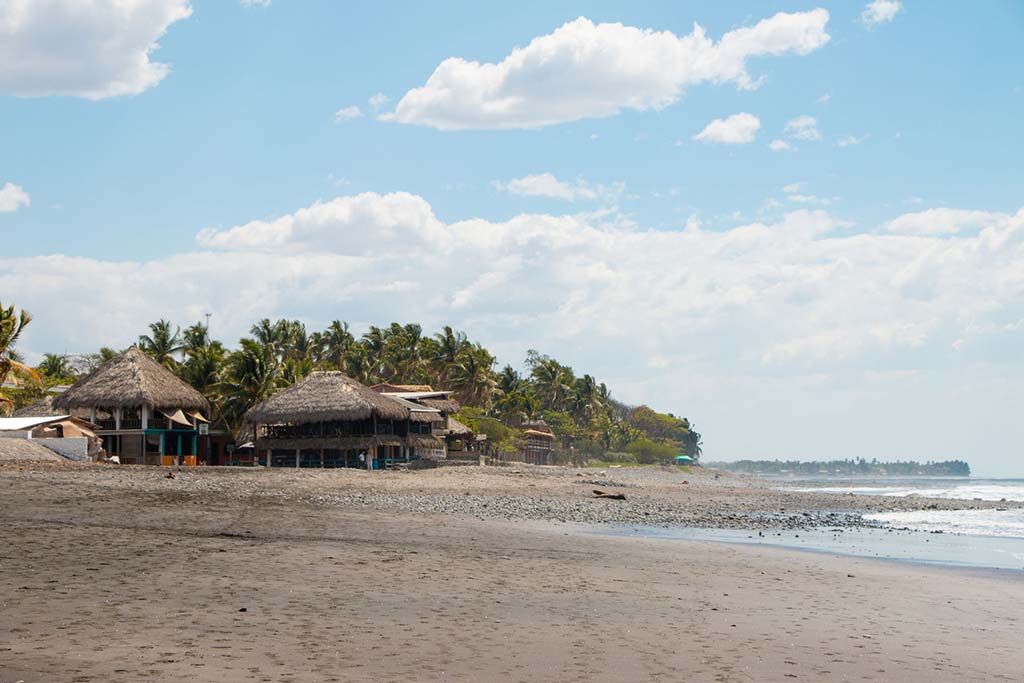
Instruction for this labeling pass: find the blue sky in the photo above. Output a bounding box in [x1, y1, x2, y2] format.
[2, 1, 1023, 474]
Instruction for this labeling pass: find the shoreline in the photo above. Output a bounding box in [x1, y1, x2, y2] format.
[3, 463, 1023, 681]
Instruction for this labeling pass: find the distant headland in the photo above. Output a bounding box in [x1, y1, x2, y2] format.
[707, 459, 971, 477]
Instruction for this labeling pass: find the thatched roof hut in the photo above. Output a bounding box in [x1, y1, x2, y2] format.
[12, 395, 62, 417]
[245, 371, 409, 425]
[447, 416, 472, 436]
[53, 347, 208, 413]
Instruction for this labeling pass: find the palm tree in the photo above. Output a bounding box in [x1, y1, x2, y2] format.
[428, 325, 468, 388]
[318, 320, 354, 369]
[138, 319, 183, 368]
[181, 341, 226, 395]
[361, 325, 390, 382]
[1, 303, 41, 414]
[182, 322, 211, 354]
[531, 358, 574, 412]
[214, 338, 286, 434]
[37, 353, 73, 381]
[448, 343, 497, 407]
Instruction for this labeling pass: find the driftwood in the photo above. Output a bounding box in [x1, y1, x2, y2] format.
[592, 489, 626, 500]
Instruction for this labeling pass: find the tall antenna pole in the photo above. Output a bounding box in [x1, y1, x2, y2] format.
[204, 313, 211, 339]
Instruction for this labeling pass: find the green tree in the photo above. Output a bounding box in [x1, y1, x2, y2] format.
[625, 437, 678, 465]
[37, 353, 74, 382]
[0, 303, 40, 414]
[215, 338, 286, 434]
[138, 319, 183, 368]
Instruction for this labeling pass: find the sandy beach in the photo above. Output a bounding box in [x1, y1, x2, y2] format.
[2, 462, 1022, 682]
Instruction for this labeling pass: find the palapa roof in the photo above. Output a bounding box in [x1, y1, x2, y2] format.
[54, 347, 209, 413]
[446, 416, 472, 436]
[371, 383, 434, 393]
[245, 371, 409, 425]
[12, 395, 62, 417]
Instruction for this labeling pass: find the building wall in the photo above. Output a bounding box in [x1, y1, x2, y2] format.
[34, 437, 90, 462]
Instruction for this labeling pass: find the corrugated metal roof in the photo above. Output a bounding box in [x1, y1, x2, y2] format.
[0, 416, 73, 431]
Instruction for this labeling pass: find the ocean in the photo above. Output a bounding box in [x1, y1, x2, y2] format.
[609, 477, 1024, 572]
[783, 477, 1024, 539]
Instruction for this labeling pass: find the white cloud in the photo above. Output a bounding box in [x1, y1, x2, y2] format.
[0, 182, 30, 213]
[0, 0, 192, 100]
[693, 112, 761, 144]
[383, 10, 830, 130]
[769, 139, 793, 152]
[368, 92, 390, 111]
[491, 173, 619, 202]
[7, 196, 1024, 470]
[334, 106, 363, 122]
[861, 1, 902, 28]
[782, 182, 805, 194]
[784, 115, 822, 141]
[816, 92, 831, 104]
[885, 208, 1011, 236]
[837, 134, 867, 147]
[240, 0, 271, 6]
[4, 193, 1018, 377]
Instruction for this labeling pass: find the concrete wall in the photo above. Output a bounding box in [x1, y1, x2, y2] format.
[34, 437, 90, 462]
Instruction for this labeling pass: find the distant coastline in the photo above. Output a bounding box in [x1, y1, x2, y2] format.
[706, 458, 971, 477]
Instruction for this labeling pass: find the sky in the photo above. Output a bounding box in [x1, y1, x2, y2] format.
[2, 1, 1023, 475]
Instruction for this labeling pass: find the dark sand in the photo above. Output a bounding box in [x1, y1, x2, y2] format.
[1, 464, 1021, 682]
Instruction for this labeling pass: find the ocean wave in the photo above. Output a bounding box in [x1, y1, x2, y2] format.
[864, 509, 1024, 539]
[790, 484, 1024, 502]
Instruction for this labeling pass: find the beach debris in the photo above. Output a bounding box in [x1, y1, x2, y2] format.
[165, 471, 175, 479]
[238, 607, 247, 612]
[592, 489, 626, 500]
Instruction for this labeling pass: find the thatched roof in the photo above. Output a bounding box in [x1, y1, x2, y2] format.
[12, 396, 61, 417]
[246, 371, 409, 425]
[54, 347, 209, 413]
[417, 397, 460, 414]
[371, 383, 434, 393]
[447, 417, 472, 436]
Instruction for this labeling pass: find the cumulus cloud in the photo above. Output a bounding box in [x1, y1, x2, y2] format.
[0, 0, 192, 100]
[0, 182, 30, 213]
[784, 115, 822, 141]
[240, 0, 271, 6]
[491, 173, 619, 202]
[3, 191, 1018, 381]
[368, 92, 390, 111]
[334, 106, 363, 122]
[693, 112, 761, 144]
[885, 208, 1011, 236]
[861, 1, 902, 28]
[769, 139, 793, 152]
[383, 10, 830, 130]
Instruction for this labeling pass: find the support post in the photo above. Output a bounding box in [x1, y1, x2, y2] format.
[295, 448, 300, 469]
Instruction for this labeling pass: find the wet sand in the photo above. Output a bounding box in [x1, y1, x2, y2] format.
[1, 464, 1022, 682]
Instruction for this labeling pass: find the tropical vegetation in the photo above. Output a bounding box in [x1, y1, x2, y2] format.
[1, 301, 702, 462]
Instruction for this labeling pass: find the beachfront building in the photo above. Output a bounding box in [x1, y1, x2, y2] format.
[517, 419, 557, 465]
[53, 347, 210, 465]
[370, 384, 463, 459]
[246, 371, 446, 469]
[0, 414, 103, 461]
